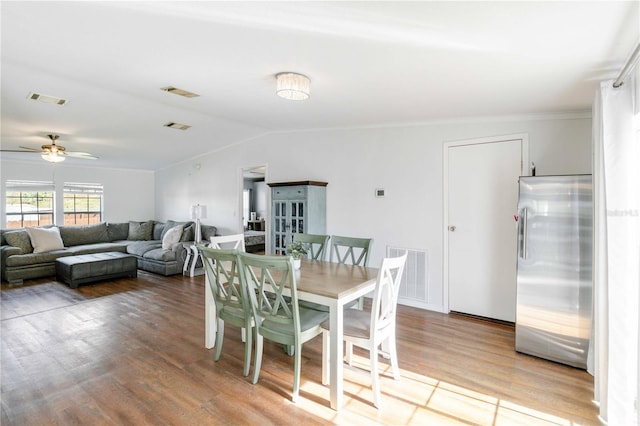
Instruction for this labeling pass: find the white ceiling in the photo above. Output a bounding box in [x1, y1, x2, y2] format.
[1, 1, 638, 170]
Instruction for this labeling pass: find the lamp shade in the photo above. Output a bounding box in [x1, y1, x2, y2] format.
[190, 204, 207, 220]
[276, 72, 310, 101]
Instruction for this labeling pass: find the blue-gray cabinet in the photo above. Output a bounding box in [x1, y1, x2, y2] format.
[268, 181, 327, 255]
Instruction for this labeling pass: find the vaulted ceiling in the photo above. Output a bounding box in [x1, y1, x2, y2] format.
[1, 1, 638, 170]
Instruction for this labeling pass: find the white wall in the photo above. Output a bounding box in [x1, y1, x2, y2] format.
[0, 160, 155, 224]
[155, 113, 592, 312]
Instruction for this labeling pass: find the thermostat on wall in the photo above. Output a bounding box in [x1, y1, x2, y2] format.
[375, 188, 385, 198]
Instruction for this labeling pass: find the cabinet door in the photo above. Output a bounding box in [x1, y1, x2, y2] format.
[272, 200, 307, 255]
[273, 201, 288, 255]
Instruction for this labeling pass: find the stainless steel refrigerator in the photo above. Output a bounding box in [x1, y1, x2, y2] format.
[515, 175, 593, 369]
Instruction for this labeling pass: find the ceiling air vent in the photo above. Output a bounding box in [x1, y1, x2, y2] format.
[27, 92, 68, 106]
[164, 122, 191, 131]
[160, 86, 200, 98]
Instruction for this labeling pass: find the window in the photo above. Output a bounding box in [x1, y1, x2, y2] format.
[63, 183, 103, 225]
[5, 180, 55, 228]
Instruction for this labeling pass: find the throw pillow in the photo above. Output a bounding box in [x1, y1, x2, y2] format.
[161, 225, 184, 250]
[128, 221, 153, 240]
[180, 224, 195, 242]
[27, 227, 65, 253]
[4, 229, 34, 254]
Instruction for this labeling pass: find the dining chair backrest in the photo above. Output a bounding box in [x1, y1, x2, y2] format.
[330, 235, 372, 266]
[370, 251, 408, 337]
[210, 233, 246, 251]
[292, 233, 330, 261]
[238, 252, 300, 338]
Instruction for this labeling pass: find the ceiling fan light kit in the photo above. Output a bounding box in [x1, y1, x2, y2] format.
[0, 133, 97, 162]
[42, 152, 65, 163]
[276, 72, 310, 101]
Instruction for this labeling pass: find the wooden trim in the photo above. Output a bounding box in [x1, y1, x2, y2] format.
[267, 180, 328, 187]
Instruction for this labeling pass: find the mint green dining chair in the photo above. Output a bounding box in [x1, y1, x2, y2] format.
[199, 246, 253, 377]
[330, 235, 372, 266]
[292, 233, 330, 261]
[330, 235, 373, 309]
[237, 252, 329, 402]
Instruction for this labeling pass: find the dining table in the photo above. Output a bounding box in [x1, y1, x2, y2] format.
[204, 257, 379, 411]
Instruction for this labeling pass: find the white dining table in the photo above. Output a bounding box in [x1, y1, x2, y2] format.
[204, 258, 378, 411]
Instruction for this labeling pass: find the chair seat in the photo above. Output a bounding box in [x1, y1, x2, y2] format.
[262, 307, 329, 337]
[322, 308, 371, 339]
[219, 304, 247, 324]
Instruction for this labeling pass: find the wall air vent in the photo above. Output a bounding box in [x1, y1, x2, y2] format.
[27, 92, 68, 106]
[164, 122, 191, 130]
[160, 86, 200, 98]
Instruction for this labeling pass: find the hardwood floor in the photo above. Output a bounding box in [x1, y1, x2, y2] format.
[1, 272, 599, 425]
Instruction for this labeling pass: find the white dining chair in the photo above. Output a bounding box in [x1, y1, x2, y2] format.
[321, 251, 408, 408]
[209, 233, 246, 251]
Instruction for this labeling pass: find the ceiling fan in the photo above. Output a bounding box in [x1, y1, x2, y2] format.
[1, 134, 98, 163]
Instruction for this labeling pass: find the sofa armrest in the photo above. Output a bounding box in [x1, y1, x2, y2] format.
[1, 245, 22, 281]
[171, 242, 191, 263]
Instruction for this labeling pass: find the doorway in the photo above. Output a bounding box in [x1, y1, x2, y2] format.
[444, 134, 529, 322]
[242, 165, 267, 253]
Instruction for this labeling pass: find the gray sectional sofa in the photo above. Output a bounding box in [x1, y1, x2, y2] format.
[1, 221, 217, 284]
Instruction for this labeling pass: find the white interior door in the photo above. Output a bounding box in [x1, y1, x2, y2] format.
[447, 137, 525, 322]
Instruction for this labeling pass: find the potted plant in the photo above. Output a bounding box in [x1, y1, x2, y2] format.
[286, 241, 308, 270]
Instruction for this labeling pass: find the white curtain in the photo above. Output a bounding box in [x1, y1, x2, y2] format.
[590, 68, 640, 425]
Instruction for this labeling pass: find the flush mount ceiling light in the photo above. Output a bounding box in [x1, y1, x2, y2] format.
[276, 72, 310, 101]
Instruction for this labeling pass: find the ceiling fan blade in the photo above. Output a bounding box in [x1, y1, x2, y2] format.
[65, 151, 98, 159]
[18, 146, 43, 152]
[0, 149, 41, 153]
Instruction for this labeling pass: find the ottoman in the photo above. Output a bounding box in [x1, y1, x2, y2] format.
[56, 252, 137, 289]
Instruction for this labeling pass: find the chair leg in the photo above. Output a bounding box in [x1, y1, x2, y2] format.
[371, 343, 381, 408]
[243, 323, 252, 377]
[388, 333, 400, 380]
[346, 341, 353, 365]
[252, 334, 263, 385]
[214, 319, 225, 361]
[292, 343, 302, 403]
[321, 330, 330, 385]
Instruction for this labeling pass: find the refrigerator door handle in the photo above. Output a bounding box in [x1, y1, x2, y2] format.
[520, 208, 528, 259]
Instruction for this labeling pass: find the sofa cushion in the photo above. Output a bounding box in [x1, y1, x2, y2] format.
[59, 223, 110, 247]
[4, 229, 33, 254]
[142, 248, 177, 262]
[162, 225, 184, 250]
[126, 241, 162, 256]
[107, 222, 129, 241]
[27, 227, 65, 253]
[153, 223, 165, 240]
[201, 224, 217, 241]
[67, 243, 128, 255]
[128, 221, 153, 241]
[5, 249, 72, 267]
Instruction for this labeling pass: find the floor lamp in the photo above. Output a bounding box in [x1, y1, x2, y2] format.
[190, 204, 207, 244]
